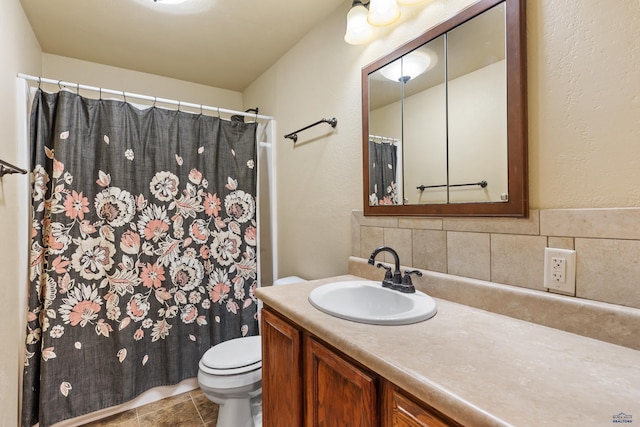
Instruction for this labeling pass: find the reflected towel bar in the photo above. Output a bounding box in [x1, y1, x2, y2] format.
[0, 159, 27, 177]
[284, 118, 337, 143]
[417, 180, 487, 191]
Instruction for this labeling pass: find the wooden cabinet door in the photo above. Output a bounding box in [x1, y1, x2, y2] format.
[304, 335, 378, 427]
[384, 382, 462, 427]
[261, 308, 303, 427]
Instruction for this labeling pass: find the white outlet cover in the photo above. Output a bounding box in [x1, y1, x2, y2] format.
[543, 248, 576, 294]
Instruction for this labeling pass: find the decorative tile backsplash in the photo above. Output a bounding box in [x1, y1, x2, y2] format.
[352, 208, 640, 310]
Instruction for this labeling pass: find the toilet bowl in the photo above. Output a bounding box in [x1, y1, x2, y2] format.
[198, 335, 262, 427]
[197, 276, 306, 427]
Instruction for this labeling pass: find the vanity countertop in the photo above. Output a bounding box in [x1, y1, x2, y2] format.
[255, 275, 640, 427]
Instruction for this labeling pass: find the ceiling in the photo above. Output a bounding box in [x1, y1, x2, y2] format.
[19, 0, 346, 92]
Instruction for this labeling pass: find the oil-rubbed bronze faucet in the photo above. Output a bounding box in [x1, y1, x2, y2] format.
[367, 246, 422, 293]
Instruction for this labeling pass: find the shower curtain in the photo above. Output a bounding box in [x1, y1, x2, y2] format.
[368, 140, 398, 205]
[22, 89, 259, 426]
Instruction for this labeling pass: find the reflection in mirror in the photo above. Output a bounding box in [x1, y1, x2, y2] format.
[362, 0, 527, 217]
[447, 3, 506, 203]
[368, 59, 403, 206]
[402, 38, 447, 205]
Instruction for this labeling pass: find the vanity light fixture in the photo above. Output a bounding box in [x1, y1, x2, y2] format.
[367, 0, 401, 26]
[344, 0, 374, 45]
[379, 49, 437, 82]
[345, 0, 427, 45]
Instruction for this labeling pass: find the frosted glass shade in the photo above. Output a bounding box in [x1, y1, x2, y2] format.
[379, 49, 437, 82]
[397, 0, 426, 5]
[368, 0, 401, 26]
[344, 2, 374, 45]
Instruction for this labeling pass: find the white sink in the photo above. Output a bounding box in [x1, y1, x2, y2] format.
[308, 280, 437, 326]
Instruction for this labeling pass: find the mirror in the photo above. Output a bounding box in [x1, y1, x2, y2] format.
[362, 0, 527, 217]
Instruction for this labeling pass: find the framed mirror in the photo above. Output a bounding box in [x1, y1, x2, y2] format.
[362, 0, 527, 217]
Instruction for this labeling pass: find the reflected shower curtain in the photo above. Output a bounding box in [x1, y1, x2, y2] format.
[22, 90, 259, 426]
[368, 140, 398, 205]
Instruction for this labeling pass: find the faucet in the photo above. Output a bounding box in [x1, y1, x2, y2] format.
[367, 246, 422, 293]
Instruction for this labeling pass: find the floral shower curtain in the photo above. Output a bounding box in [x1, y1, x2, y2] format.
[22, 89, 259, 426]
[368, 140, 398, 205]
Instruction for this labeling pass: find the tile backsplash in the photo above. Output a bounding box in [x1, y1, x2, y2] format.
[352, 208, 640, 310]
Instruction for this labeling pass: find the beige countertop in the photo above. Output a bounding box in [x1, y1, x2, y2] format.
[255, 275, 640, 427]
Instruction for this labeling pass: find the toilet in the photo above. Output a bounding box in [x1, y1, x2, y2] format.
[197, 276, 306, 427]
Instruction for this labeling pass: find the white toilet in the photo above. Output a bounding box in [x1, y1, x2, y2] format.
[197, 276, 306, 427]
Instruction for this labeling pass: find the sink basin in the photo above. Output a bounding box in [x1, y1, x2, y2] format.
[308, 280, 437, 326]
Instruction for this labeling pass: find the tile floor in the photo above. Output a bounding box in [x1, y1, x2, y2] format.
[80, 389, 219, 427]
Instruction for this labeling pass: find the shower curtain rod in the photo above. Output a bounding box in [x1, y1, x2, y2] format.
[369, 134, 399, 143]
[17, 73, 275, 121]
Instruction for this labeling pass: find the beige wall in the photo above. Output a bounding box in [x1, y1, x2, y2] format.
[42, 53, 243, 111]
[245, 0, 640, 280]
[0, 0, 41, 425]
[529, 0, 640, 208]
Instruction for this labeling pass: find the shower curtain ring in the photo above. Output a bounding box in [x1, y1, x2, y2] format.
[200, 104, 203, 115]
[37, 77, 41, 89]
[57, 80, 62, 90]
[99, 87, 102, 100]
[76, 83, 80, 95]
[216, 107, 220, 118]
[122, 91, 127, 103]
[153, 96, 157, 108]
[178, 101, 181, 112]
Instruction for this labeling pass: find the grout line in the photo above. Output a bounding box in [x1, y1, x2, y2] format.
[190, 394, 206, 426]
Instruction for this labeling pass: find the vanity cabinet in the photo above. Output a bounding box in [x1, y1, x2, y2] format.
[304, 335, 378, 426]
[261, 308, 303, 426]
[383, 383, 461, 427]
[261, 307, 460, 427]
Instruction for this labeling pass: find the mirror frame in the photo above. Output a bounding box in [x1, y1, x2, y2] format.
[362, 0, 527, 217]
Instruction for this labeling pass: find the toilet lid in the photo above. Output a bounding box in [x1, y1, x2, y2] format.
[201, 335, 262, 373]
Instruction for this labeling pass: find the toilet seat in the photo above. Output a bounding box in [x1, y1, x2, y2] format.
[200, 336, 262, 376]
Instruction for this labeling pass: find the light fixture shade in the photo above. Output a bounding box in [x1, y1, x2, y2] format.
[344, 1, 374, 45]
[397, 0, 426, 5]
[379, 49, 437, 82]
[368, 0, 401, 26]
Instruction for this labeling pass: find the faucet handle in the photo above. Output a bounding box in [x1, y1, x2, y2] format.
[399, 270, 422, 293]
[376, 263, 392, 278]
[376, 263, 395, 288]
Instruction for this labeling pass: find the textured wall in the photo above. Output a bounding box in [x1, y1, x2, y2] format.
[41, 54, 243, 111]
[528, 0, 640, 208]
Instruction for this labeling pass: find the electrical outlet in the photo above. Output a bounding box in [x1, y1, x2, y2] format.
[544, 248, 576, 294]
[551, 257, 566, 282]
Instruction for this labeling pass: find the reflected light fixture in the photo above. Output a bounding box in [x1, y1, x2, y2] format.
[367, 0, 401, 26]
[379, 49, 437, 82]
[344, 0, 374, 45]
